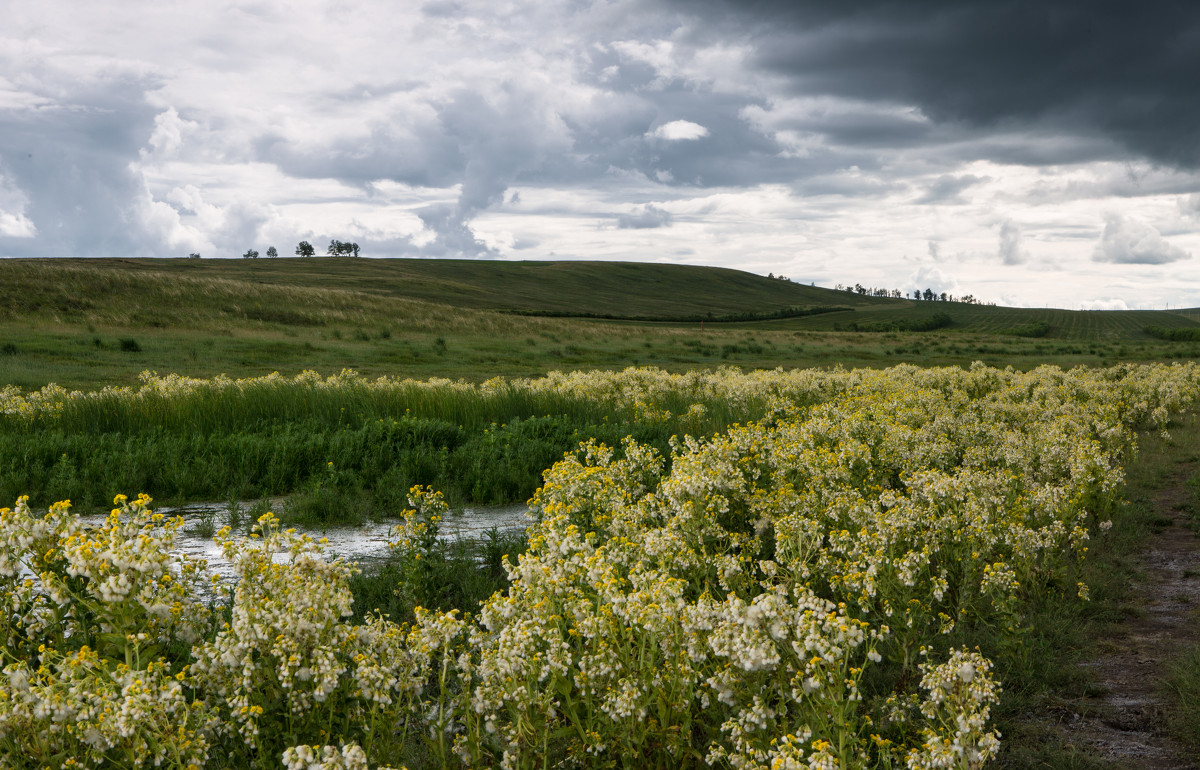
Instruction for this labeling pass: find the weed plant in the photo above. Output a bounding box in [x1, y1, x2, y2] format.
[348, 526, 528, 625]
[1166, 646, 1200, 753]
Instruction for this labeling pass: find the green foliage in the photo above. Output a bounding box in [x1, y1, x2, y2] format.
[0, 410, 678, 515]
[1166, 646, 1200, 752]
[1006, 320, 1051, 338]
[841, 311, 953, 332]
[1146, 324, 1200, 341]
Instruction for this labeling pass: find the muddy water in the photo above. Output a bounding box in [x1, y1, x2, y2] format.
[80, 501, 530, 584]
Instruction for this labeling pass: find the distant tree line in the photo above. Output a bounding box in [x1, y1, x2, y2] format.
[835, 283, 992, 305]
[294, 240, 360, 256]
[230, 241, 361, 258]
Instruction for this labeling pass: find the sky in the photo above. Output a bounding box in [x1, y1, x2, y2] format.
[2, 0, 1200, 310]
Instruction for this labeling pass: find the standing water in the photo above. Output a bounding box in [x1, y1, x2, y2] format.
[79, 500, 531, 584]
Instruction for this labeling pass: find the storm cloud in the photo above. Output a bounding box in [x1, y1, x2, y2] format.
[688, 0, 1200, 167]
[2, 0, 1200, 308]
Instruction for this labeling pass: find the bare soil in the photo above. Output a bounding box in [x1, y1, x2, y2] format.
[1055, 470, 1200, 768]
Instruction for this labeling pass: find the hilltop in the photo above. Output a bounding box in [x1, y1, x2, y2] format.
[0, 257, 897, 321]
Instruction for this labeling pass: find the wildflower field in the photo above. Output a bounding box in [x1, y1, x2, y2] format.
[2, 362, 1200, 769]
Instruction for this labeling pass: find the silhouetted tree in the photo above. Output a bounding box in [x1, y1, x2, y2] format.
[296, 241, 315, 256]
[266, 246, 278, 258]
[242, 249, 259, 259]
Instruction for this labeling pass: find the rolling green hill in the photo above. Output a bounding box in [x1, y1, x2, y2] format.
[2, 257, 896, 321]
[1, 257, 1198, 389]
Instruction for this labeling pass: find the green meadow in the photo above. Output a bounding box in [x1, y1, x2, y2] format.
[4, 256, 1200, 519]
[3, 257, 1199, 391]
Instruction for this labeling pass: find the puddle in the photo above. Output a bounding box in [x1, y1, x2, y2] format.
[78, 500, 531, 586]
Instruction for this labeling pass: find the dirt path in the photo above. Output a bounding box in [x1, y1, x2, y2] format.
[1058, 470, 1200, 768]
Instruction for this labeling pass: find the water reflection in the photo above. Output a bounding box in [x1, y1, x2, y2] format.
[78, 500, 530, 585]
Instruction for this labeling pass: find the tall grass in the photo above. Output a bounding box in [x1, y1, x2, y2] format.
[0, 368, 806, 514]
[3, 370, 775, 436]
[0, 414, 681, 515]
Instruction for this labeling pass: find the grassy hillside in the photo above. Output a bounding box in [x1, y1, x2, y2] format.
[2, 257, 893, 320]
[1, 257, 1198, 389]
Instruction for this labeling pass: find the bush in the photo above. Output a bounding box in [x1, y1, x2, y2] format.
[1007, 320, 1051, 338]
[1146, 325, 1200, 342]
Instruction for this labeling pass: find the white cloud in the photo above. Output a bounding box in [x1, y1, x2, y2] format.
[647, 120, 709, 141]
[1079, 297, 1131, 310]
[909, 264, 960, 295]
[997, 219, 1026, 265]
[0, 170, 34, 238]
[0, 211, 35, 238]
[143, 108, 195, 160]
[1093, 213, 1190, 264]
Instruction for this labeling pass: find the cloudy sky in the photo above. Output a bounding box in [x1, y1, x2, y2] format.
[3, 0, 1200, 309]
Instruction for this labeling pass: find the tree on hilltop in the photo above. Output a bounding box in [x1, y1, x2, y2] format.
[296, 241, 315, 257]
[266, 246, 278, 258]
[326, 240, 361, 257]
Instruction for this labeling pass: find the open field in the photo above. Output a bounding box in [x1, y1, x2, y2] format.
[2, 258, 1200, 389]
[3, 363, 1199, 768]
[5, 259, 1200, 767]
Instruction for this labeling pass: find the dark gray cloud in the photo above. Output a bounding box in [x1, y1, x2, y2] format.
[0, 64, 163, 256]
[678, 0, 1200, 167]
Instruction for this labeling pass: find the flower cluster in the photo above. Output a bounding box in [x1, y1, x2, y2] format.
[906, 650, 1001, 769]
[0, 494, 212, 768]
[282, 743, 404, 770]
[0, 647, 210, 769]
